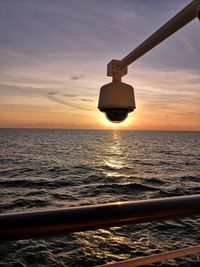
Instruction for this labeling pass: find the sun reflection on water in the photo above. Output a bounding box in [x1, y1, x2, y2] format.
[103, 131, 126, 177]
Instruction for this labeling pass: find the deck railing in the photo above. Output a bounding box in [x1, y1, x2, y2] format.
[0, 194, 200, 242]
[1, 194, 200, 266]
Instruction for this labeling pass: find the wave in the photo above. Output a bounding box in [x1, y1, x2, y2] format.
[0, 197, 50, 213]
[0, 178, 75, 188]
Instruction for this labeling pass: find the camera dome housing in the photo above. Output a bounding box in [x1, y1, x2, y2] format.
[105, 108, 129, 123]
[98, 79, 135, 123]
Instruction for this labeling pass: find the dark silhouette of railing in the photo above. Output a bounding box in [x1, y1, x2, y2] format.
[0, 194, 199, 242]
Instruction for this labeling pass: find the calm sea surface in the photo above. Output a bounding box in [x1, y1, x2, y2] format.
[0, 129, 199, 266]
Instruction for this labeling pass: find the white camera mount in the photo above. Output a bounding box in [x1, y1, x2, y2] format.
[99, 0, 200, 123]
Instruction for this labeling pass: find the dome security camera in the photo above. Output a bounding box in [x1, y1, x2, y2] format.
[98, 79, 136, 123]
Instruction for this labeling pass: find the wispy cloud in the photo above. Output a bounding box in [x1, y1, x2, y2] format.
[70, 75, 84, 80]
[48, 92, 58, 95]
[80, 99, 93, 102]
[0, 83, 48, 97]
[63, 94, 78, 97]
[47, 94, 91, 111]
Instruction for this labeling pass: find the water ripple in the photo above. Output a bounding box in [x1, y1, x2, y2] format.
[0, 129, 199, 266]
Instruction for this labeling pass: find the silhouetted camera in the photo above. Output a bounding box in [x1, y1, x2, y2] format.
[98, 79, 135, 123]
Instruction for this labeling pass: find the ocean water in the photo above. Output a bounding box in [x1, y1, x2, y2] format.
[0, 129, 199, 267]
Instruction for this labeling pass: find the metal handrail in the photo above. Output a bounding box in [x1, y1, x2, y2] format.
[107, 0, 200, 77]
[0, 194, 200, 242]
[120, 0, 200, 67]
[99, 245, 200, 267]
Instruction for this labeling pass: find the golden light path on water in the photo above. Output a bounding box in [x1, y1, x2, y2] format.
[103, 131, 124, 176]
[75, 130, 135, 262]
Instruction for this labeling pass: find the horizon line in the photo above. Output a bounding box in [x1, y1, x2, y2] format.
[0, 127, 199, 132]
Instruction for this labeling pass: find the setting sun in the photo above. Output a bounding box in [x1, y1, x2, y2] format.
[98, 112, 135, 129]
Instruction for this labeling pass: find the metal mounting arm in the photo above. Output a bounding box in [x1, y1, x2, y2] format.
[108, 0, 200, 78]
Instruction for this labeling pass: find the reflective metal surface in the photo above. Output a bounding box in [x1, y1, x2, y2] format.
[0, 194, 200, 242]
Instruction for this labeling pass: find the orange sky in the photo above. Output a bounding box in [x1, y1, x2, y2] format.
[0, 1, 199, 130]
[1, 67, 199, 130]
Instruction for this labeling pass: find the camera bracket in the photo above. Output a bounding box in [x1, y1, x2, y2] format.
[107, 60, 127, 80]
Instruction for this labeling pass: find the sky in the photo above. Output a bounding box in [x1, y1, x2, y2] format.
[0, 0, 200, 130]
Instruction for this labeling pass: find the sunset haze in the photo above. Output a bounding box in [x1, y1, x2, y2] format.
[0, 0, 200, 130]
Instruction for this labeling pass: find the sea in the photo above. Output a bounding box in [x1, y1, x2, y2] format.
[0, 129, 199, 267]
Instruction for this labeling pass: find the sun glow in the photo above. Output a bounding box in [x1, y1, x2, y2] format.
[98, 112, 134, 129]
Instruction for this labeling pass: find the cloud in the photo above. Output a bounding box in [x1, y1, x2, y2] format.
[47, 94, 91, 111]
[48, 92, 80, 98]
[70, 75, 84, 80]
[0, 104, 49, 112]
[0, 83, 48, 97]
[62, 94, 78, 97]
[80, 98, 93, 102]
[48, 91, 58, 95]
